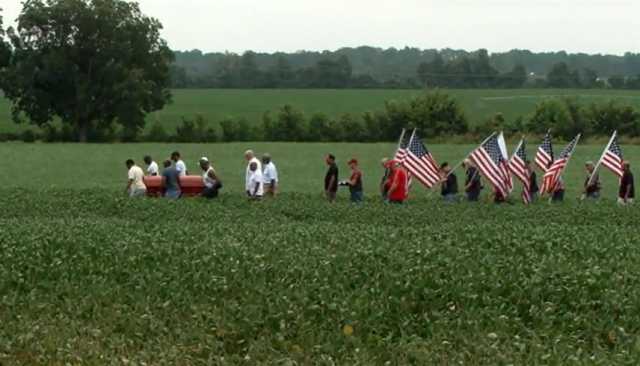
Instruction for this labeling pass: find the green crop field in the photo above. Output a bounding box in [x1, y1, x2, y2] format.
[3, 88, 640, 134]
[2, 142, 640, 364]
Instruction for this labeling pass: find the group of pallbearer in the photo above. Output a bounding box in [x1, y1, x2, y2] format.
[122, 130, 634, 205]
[384, 129, 635, 205]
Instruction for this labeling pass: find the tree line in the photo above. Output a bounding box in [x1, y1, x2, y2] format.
[171, 48, 640, 89]
[3, 1, 640, 144]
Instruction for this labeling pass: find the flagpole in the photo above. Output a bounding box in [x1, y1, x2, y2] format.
[393, 128, 406, 156]
[586, 131, 616, 187]
[447, 132, 496, 178]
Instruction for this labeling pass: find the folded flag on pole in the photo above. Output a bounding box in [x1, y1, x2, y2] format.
[601, 131, 624, 177]
[535, 132, 554, 172]
[402, 131, 441, 188]
[509, 138, 532, 204]
[394, 129, 411, 163]
[542, 134, 581, 194]
[497, 132, 514, 193]
[470, 133, 509, 197]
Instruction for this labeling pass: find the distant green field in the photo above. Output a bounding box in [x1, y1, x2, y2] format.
[3, 89, 640, 134]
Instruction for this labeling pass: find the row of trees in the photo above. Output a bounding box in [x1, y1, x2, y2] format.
[5, 92, 640, 144]
[172, 48, 640, 89]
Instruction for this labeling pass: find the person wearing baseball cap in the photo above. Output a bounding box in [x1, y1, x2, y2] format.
[342, 158, 363, 203]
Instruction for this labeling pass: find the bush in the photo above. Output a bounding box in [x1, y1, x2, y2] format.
[220, 117, 252, 142]
[526, 99, 587, 140]
[21, 129, 38, 143]
[262, 105, 307, 141]
[146, 121, 170, 142]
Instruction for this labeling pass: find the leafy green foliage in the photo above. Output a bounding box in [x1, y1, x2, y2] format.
[1, 188, 640, 363]
[3, 0, 173, 141]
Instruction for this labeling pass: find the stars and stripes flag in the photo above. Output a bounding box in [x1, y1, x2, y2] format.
[535, 132, 554, 172]
[497, 132, 514, 193]
[600, 131, 624, 177]
[394, 129, 411, 163]
[402, 131, 441, 188]
[542, 134, 581, 194]
[509, 138, 532, 204]
[470, 133, 509, 197]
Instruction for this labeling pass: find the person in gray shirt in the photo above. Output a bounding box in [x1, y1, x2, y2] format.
[162, 160, 181, 199]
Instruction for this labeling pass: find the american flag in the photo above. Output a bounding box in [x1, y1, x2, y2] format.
[403, 132, 440, 188]
[509, 139, 532, 204]
[601, 132, 624, 177]
[542, 134, 581, 194]
[470, 134, 509, 197]
[535, 132, 554, 172]
[394, 130, 411, 163]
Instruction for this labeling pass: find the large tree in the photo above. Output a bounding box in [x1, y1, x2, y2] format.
[0, 8, 11, 73]
[4, 0, 173, 141]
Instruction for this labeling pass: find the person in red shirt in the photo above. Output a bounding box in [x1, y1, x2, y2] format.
[387, 160, 408, 204]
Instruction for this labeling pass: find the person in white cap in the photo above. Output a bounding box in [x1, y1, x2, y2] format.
[244, 149, 261, 195]
[199, 157, 222, 199]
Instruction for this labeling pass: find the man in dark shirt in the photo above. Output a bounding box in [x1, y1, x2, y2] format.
[464, 159, 482, 202]
[324, 154, 339, 202]
[380, 158, 392, 200]
[619, 161, 635, 205]
[440, 162, 458, 203]
[583, 161, 601, 200]
[527, 160, 539, 201]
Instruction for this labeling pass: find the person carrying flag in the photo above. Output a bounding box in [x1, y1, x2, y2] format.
[387, 160, 409, 204]
[439, 162, 459, 203]
[527, 160, 539, 202]
[582, 161, 601, 200]
[464, 159, 482, 202]
[619, 161, 635, 205]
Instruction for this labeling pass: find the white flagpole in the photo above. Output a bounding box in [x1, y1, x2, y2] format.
[393, 128, 406, 156]
[586, 131, 616, 187]
[447, 132, 497, 177]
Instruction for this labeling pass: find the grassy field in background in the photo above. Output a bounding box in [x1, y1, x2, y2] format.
[3, 88, 640, 133]
[2, 142, 640, 364]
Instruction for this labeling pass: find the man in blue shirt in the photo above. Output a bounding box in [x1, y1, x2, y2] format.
[162, 160, 181, 199]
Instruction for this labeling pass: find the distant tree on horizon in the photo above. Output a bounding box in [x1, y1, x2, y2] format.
[2, 0, 173, 142]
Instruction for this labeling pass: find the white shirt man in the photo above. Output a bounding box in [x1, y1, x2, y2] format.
[175, 159, 187, 177]
[147, 160, 159, 176]
[263, 161, 278, 185]
[126, 161, 147, 197]
[247, 163, 264, 198]
[244, 150, 262, 192]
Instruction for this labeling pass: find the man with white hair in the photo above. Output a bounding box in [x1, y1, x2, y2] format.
[245, 150, 262, 195]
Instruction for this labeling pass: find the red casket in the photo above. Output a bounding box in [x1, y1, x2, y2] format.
[143, 176, 204, 198]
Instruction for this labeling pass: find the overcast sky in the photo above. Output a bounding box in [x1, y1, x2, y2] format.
[2, 0, 639, 55]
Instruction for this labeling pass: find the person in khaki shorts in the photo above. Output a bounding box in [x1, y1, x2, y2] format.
[125, 159, 147, 197]
[262, 153, 279, 197]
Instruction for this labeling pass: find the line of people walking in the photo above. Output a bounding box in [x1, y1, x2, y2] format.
[126, 151, 634, 205]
